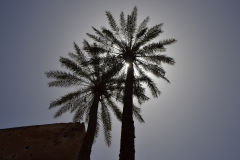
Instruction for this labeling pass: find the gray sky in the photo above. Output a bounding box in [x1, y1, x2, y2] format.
[1, 0, 240, 160]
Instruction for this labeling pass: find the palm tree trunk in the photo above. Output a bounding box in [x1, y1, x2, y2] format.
[119, 62, 135, 160]
[78, 93, 100, 160]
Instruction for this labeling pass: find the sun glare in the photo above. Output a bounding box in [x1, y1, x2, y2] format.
[125, 62, 130, 68]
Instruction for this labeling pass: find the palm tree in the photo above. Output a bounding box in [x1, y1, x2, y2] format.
[84, 6, 176, 160]
[45, 42, 146, 160]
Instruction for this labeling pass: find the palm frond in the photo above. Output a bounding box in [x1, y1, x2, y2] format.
[60, 56, 93, 81]
[86, 33, 106, 45]
[126, 6, 137, 45]
[73, 96, 94, 122]
[45, 71, 82, 81]
[133, 105, 144, 123]
[70, 93, 92, 113]
[159, 38, 177, 46]
[134, 65, 161, 97]
[68, 52, 80, 63]
[106, 11, 119, 33]
[45, 70, 90, 87]
[139, 76, 161, 97]
[138, 42, 165, 55]
[105, 98, 122, 121]
[136, 16, 149, 36]
[136, 59, 166, 77]
[59, 57, 81, 72]
[83, 40, 107, 55]
[134, 24, 163, 50]
[102, 63, 123, 83]
[73, 104, 88, 122]
[73, 42, 87, 62]
[54, 102, 72, 118]
[133, 82, 150, 104]
[101, 28, 123, 48]
[94, 115, 101, 140]
[135, 27, 147, 40]
[119, 11, 126, 35]
[101, 101, 112, 146]
[144, 55, 175, 65]
[49, 90, 86, 109]
[92, 26, 104, 37]
[48, 80, 80, 88]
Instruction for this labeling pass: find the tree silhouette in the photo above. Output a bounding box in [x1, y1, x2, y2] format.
[85, 6, 176, 160]
[45, 42, 146, 160]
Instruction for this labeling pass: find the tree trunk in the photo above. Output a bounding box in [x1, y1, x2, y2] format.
[78, 93, 100, 160]
[119, 63, 135, 160]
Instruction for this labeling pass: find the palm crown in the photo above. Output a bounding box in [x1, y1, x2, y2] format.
[45, 42, 123, 145]
[85, 6, 176, 95]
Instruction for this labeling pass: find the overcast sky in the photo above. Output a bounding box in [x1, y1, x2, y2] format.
[1, 0, 240, 160]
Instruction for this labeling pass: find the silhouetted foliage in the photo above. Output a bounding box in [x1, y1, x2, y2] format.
[46, 42, 146, 160]
[85, 6, 176, 160]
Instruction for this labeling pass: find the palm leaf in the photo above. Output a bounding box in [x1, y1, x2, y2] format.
[101, 101, 112, 146]
[49, 89, 87, 109]
[144, 55, 175, 65]
[136, 59, 166, 77]
[134, 64, 161, 97]
[126, 6, 137, 45]
[119, 11, 126, 35]
[133, 105, 144, 123]
[73, 42, 87, 62]
[133, 82, 150, 104]
[106, 11, 119, 33]
[136, 16, 149, 36]
[133, 24, 163, 50]
[54, 102, 72, 118]
[105, 98, 122, 121]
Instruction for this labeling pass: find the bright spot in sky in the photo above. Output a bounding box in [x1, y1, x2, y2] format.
[124, 62, 130, 73]
[125, 62, 130, 68]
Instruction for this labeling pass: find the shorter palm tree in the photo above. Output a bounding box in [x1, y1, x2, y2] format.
[45, 42, 145, 160]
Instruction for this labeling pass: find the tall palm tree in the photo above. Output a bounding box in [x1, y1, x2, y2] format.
[45, 42, 146, 160]
[84, 6, 176, 160]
